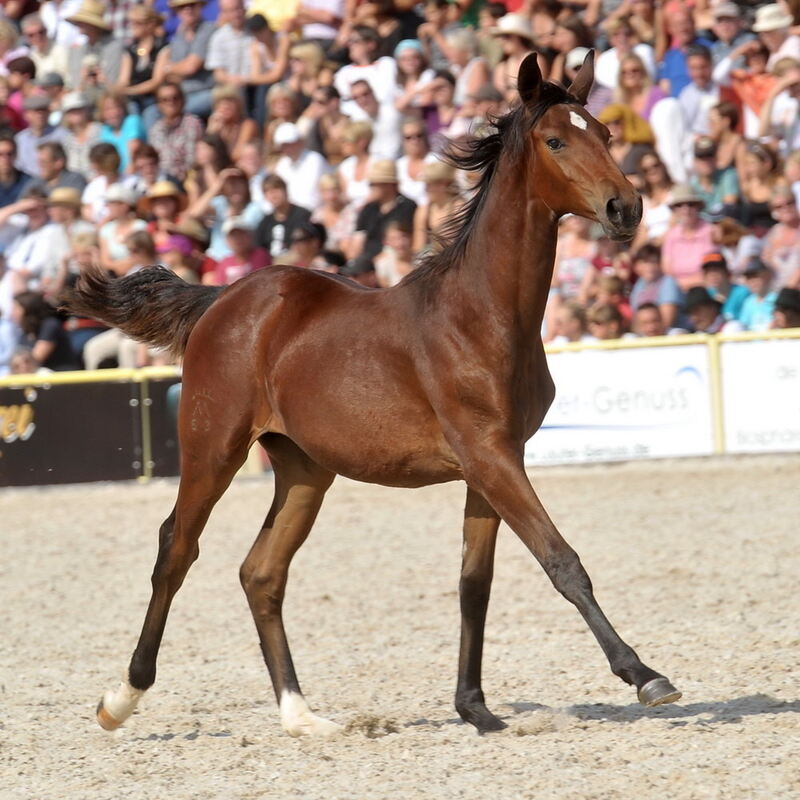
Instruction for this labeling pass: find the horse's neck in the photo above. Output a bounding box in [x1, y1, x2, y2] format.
[459, 158, 558, 338]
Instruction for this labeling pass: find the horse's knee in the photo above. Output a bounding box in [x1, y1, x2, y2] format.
[543, 549, 592, 602]
[240, 565, 285, 616]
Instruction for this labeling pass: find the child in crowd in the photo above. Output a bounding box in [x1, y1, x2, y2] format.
[739, 258, 778, 331]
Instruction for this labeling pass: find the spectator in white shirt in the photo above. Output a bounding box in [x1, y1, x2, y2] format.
[348, 79, 403, 161]
[333, 25, 397, 116]
[273, 122, 329, 212]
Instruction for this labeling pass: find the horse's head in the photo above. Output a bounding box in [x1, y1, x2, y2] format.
[518, 53, 642, 241]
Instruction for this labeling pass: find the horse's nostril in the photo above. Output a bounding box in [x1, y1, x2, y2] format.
[606, 197, 624, 224]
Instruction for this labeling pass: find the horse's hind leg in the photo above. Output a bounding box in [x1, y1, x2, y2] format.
[239, 435, 339, 737]
[96, 411, 251, 731]
[455, 488, 505, 733]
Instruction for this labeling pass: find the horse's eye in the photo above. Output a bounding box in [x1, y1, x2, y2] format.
[546, 138, 564, 151]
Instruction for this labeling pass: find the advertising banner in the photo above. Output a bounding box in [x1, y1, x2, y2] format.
[525, 344, 715, 465]
[721, 339, 800, 453]
[0, 379, 142, 486]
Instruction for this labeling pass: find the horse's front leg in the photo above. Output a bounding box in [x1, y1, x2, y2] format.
[459, 438, 681, 711]
[455, 487, 505, 733]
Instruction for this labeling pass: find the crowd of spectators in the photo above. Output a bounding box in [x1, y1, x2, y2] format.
[1, 0, 800, 374]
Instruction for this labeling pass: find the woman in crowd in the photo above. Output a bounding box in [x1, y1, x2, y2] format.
[392, 39, 435, 112]
[98, 183, 147, 277]
[302, 86, 349, 165]
[612, 52, 666, 122]
[142, 180, 189, 250]
[285, 42, 332, 109]
[206, 86, 259, 163]
[375, 221, 416, 287]
[632, 150, 675, 250]
[98, 91, 145, 174]
[11, 290, 79, 371]
[447, 28, 490, 107]
[420, 69, 458, 142]
[661, 184, 715, 292]
[412, 160, 460, 253]
[737, 141, 780, 232]
[492, 13, 538, 102]
[311, 172, 357, 254]
[0, 20, 27, 76]
[185, 134, 234, 207]
[81, 143, 126, 224]
[596, 17, 656, 91]
[549, 14, 595, 85]
[117, 5, 166, 116]
[264, 84, 300, 163]
[712, 215, 763, 277]
[187, 167, 264, 260]
[397, 119, 436, 207]
[337, 120, 374, 210]
[708, 101, 745, 173]
[597, 103, 655, 186]
[61, 92, 101, 176]
[247, 13, 291, 127]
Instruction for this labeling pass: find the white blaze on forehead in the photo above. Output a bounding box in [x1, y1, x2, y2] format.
[570, 110, 588, 130]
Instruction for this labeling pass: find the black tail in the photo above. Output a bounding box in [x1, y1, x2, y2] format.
[62, 267, 224, 357]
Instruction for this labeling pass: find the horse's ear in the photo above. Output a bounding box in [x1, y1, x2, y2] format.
[567, 49, 595, 106]
[517, 52, 542, 106]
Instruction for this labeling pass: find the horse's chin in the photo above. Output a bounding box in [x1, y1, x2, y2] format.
[605, 225, 638, 242]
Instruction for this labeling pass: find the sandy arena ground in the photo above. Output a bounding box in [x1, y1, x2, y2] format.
[1, 455, 799, 800]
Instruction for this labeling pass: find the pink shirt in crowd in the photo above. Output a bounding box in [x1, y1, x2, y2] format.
[662, 222, 715, 291]
[215, 248, 272, 285]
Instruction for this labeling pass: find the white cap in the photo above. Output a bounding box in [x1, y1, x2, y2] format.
[105, 183, 138, 206]
[222, 216, 254, 235]
[62, 91, 92, 113]
[566, 47, 591, 72]
[273, 121, 302, 146]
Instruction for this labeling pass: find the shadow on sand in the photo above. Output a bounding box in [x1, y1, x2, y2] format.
[545, 694, 799, 726]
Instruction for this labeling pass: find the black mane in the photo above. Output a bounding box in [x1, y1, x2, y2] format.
[403, 81, 577, 288]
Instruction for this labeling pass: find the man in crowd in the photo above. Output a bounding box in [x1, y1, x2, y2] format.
[348, 79, 402, 160]
[0, 134, 31, 206]
[30, 141, 87, 193]
[148, 82, 204, 183]
[65, 0, 125, 88]
[206, 0, 251, 89]
[352, 160, 417, 260]
[14, 95, 65, 177]
[273, 122, 329, 212]
[254, 175, 313, 259]
[149, 0, 216, 124]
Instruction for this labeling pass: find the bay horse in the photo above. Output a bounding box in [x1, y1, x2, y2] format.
[66, 53, 681, 737]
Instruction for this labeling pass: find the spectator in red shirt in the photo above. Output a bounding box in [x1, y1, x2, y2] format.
[211, 216, 271, 285]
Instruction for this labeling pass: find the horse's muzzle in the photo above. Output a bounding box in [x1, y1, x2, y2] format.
[603, 194, 643, 241]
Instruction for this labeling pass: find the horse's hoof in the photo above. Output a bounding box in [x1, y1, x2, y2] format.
[638, 677, 682, 707]
[96, 700, 123, 731]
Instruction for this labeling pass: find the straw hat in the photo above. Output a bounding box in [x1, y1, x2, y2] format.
[48, 187, 82, 208]
[490, 13, 535, 43]
[128, 5, 164, 25]
[142, 180, 188, 213]
[167, 217, 209, 245]
[421, 160, 455, 185]
[366, 160, 398, 184]
[752, 3, 793, 32]
[66, 0, 111, 30]
[168, 0, 206, 7]
[668, 184, 705, 208]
